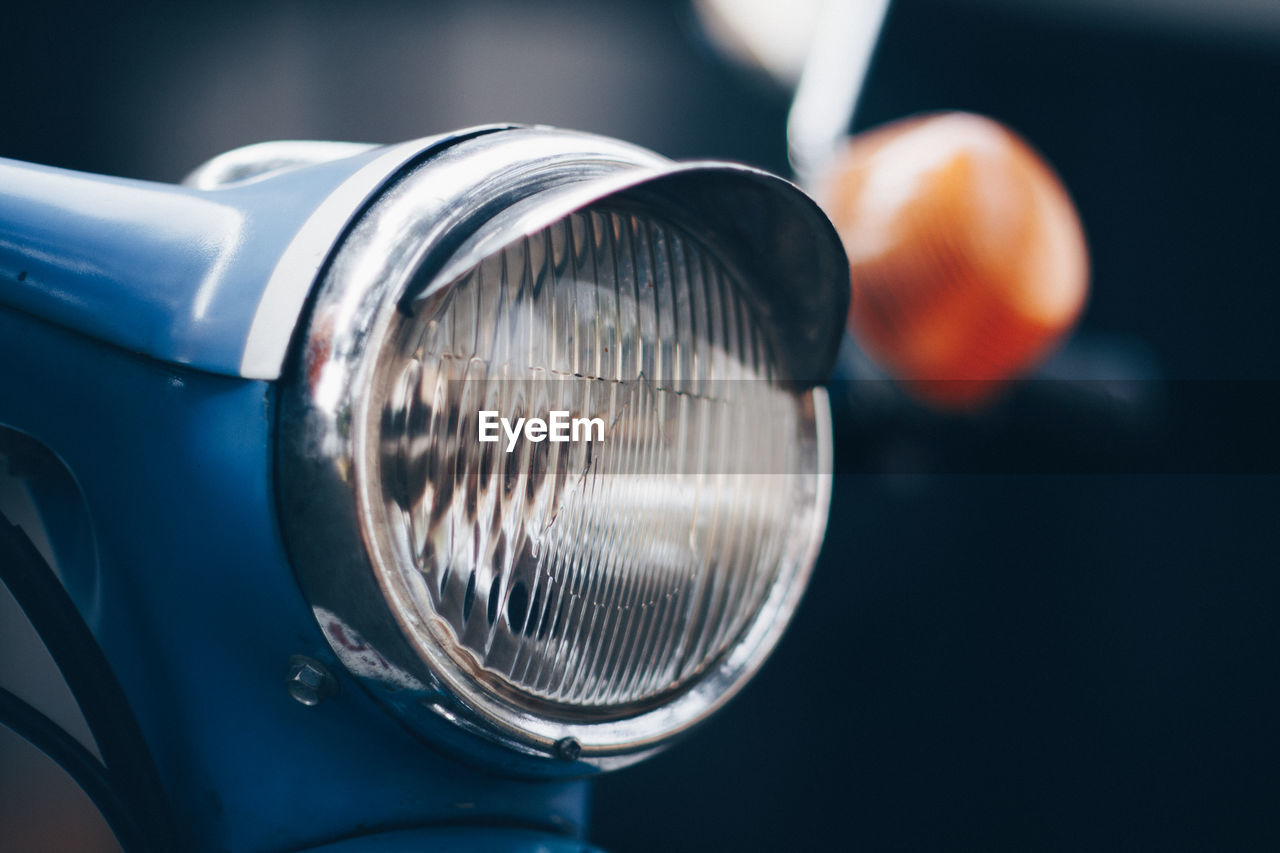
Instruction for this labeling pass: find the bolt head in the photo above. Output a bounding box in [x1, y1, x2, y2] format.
[553, 737, 582, 761]
[286, 655, 338, 706]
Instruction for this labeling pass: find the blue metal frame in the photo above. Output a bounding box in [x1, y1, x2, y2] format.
[0, 153, 369, 375]
[0, 149, 593, 850]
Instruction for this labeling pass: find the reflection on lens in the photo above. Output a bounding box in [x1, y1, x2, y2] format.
[371, 205, 824, 713]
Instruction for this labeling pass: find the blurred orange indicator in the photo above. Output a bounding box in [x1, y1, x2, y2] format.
[816, 112, 1089, 408]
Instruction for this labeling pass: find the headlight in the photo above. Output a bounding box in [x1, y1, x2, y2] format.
[278, 126, 847, 770]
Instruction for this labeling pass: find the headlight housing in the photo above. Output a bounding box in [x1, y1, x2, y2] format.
[277, 126, 847, 771]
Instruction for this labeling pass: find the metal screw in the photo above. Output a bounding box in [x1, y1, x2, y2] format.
[286, 655, 338, 706]
[553, 737, 582, 761]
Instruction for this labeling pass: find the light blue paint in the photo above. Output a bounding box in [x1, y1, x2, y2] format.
[0, 287, 589, 852]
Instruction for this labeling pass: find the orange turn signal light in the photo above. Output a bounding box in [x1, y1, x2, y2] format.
[816, 112, 1089, 408]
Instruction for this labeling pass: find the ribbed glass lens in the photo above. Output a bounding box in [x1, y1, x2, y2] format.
[369, 204, 823, 713]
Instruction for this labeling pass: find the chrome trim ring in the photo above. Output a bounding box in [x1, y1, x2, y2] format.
[277, 126, 846, 773]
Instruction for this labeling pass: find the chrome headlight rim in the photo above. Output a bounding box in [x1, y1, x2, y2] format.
[277, 126, 845, 771]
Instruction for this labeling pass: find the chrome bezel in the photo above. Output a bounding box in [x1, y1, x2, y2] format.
[277, 126, 847, 773]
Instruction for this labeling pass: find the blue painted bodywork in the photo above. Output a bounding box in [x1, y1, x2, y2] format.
[0, 146, 410, 377]
[0, 147, 593, 850]
[299, 827, 602, 852]
[0, 306, 591, 851]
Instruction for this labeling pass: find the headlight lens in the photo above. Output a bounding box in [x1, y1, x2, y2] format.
[278, 127, 847, 769]
[371, 204, 822, 713]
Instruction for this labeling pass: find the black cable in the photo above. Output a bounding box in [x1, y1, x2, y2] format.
[0, 685, 147, 851]
[0, 515, 176, 852]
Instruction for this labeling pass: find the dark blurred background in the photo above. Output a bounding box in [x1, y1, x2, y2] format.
[3, 0, 1279, 850]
